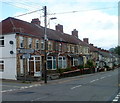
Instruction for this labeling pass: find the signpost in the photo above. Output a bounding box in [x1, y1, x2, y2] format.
[18, 49, 35, 82]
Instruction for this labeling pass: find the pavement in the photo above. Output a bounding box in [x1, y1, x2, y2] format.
[1, 70, 111, 85]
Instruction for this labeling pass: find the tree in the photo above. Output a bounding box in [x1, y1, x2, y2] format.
[109, 46, 120, 55]
[114, 46, 120, 55]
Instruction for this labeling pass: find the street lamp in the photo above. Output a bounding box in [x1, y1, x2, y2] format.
[48, 17, 57, 28]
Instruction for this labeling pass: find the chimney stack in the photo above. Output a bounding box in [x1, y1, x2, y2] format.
[90, 43, 93, 46]
[72, 29, 78, 38]
[55, 24, 63, 33]
[31, 18, 41, 26]
[83, 38, 89, 44]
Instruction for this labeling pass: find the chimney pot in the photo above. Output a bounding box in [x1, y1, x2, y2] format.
[55, 24, 63, 32]
[90, 43, 93, 46]
[72, 29, 78, 38]
[83, 38, 89, 44]
[31, 18, 41, 26]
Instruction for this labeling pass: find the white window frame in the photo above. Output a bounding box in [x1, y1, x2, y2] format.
[47, 56, 56, 70]
[0, 60, 4, 72]
[41, 40, 44, 50]
[19, 36, 24, 48]
[59, 43, 62, 51]
[48, 41, 53, 51]
[28, 38, 32, 49]
[72, 46, 75, 53]
[0, 36, 4, 47]
[67, 45, 70, 52]
[73, 58, 78, 66]
[28, 56, 42, 76]
[35, 39, 39, 50]
[58, 56, 67, 69]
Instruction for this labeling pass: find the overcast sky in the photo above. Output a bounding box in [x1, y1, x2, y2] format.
[0, 0, 119, 50]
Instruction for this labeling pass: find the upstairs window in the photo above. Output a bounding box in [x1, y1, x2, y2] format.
[84, 47, 88, 54]
[0, 36, 4, 47]
[19, 36, 24, 48]
[41, 40, 44, 50]
[0, 60, 4, 72]
[71, 46, 75, 53]
[48, 41, 53, 51]
[59, 43, 62, 51]
[28, 38, 32, 49]
[35, 39, 39, 50]
[67, 45, 70, 52]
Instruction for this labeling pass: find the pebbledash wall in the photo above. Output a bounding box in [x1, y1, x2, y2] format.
[0, 34, 17, 80]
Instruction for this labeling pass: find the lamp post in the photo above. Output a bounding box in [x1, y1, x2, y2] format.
[49, 17, 57, 28]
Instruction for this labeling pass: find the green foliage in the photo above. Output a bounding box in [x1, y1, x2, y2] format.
[85, 60, 94, 68]
[78, 65, 84, 69]
[109, 46, 120, 55]
[56, 67, 73, 74]
[104, 65, 109, 69]
[114, 46, 120, 55]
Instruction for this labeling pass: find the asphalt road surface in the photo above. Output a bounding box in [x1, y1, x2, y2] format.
[1, 68, 120, 102]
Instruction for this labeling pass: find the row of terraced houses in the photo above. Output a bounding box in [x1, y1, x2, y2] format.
[0, 17, 119, 80]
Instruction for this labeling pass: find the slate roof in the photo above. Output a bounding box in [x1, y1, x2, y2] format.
[0, 17, 87, 46]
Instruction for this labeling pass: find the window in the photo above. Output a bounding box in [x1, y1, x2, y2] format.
[58, 56, 67, 69]
[79, 46, 82, 54]
[73, 58, 78, 66]
[35, 39, 39, 49]
[28, 38, 32, 48]
[59, 43, 62, 51]
[41, 40, 44, 50]
[84, 47, 88, 54]
[48, 41, 53, 51]
[72, 46, 75, 53]
[67, 45, 70, 52]
[47, 56, 56, 69]
[28, 56, 41, 75]
[0, 60, 4, 72]
[0, 36, 4, 47]
[75, 45, 79, 53]
[19, 36, 24, 48]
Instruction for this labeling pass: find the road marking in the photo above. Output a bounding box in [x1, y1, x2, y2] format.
[100, 76, 106, 79]
[1, 85, 21, 88]
[112, 92, 120, 102]
[1, 84, 42, 93]
[71, 85, 82, 90]
[90, 80, 96, 83]
[31, 96, 48, 101]
[107, 75, 112, 77]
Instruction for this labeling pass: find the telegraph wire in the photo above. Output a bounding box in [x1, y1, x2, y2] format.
[1, 1, 29, 10]
[48, 6, 117, 15]
[14, 9, 43, 17]
[5, 5, 117, 18]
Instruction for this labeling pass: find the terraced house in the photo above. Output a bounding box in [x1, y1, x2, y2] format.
[0, 17, 119, 80]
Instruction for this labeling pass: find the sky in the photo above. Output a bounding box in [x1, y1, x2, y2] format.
[0, 0, 119, 50]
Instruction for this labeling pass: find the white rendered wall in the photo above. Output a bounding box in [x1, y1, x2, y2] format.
[0, 34, 17, 80]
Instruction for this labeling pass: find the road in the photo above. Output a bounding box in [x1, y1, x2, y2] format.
[1, 68, 120, 102]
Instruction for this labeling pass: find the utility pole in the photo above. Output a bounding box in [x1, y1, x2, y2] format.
[44, 6, 47, 83]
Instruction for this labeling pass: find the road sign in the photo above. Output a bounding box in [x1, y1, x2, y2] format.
[22, 53, 31, 59]
[18, 49, 35, 54]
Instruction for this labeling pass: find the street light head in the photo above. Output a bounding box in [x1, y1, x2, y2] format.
[50, 17, 57, 20]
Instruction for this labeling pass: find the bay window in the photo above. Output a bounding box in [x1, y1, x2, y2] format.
[47, 56, 56, 69]
[58, 56, 67, 69]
